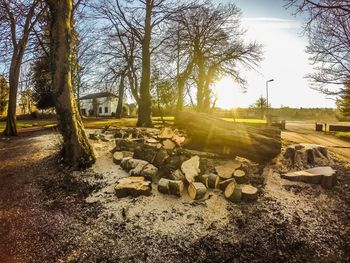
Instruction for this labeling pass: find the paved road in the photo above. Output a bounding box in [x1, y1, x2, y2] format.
[282, 121, 350, 162]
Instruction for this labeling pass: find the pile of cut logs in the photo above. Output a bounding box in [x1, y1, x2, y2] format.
[108, 125, 260, 203]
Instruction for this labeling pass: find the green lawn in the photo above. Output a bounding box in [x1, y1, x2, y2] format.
[0, 119, 57, 132]
[334, 132, 350, 139]
[0, 116, 267, 133]
[222, 118, 266, 124]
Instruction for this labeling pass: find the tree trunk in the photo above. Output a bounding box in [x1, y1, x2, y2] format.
[3, 54, 21, 136]
[137, 1, 152, 127]
[196, 56, 205, 112]
[116, 74, 125, 119]
[47, 0, 95, 168]
[175, 111, 281, 163]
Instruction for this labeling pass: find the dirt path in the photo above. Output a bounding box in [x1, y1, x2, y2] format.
[0, 130, 349, 262]
[283, 122, 350, 161]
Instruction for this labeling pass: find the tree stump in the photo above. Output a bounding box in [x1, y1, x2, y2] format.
[188, 182, 207, 200]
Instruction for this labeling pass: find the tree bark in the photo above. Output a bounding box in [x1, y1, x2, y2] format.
[116, 74, 125, 119]
[175, 111, 281, 163]
[47, 0, 95, 168]
[136, 0, 152, 127]
[196, 54, 205, 112]
[3, 53, 21, 136]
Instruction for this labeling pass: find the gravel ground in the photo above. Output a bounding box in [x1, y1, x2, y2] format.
[0, 129, 349, 263]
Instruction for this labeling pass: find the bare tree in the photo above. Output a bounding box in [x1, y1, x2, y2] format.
[45, 0, 95, 167]
[173, 2, 262, 112]
[0, 0, 45, 135]
[94, 0, 190, 127]
[287, 0, 350, 94]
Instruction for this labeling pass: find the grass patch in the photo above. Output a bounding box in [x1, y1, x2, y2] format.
[334, 132, 350, 139]
[222, 118, 266, 124]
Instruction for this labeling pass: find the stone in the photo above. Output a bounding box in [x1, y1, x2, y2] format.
[181, 156, 200, 183]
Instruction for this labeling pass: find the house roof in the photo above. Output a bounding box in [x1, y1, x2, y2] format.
[80, 92, 117, 100]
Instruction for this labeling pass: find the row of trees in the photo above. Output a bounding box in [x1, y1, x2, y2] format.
[286, 0, 350, 116]
[0, 0, 262, 167]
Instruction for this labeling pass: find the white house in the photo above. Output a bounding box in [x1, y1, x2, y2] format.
[79, 92, 118, 117]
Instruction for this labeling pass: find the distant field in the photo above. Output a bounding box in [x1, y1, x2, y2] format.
[222, 118, 266, 124]
[0, 116, 270, 132]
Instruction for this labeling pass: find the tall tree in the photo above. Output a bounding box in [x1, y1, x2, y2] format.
[0, 75, 9, 115]
[0, 0, 45, 135]
[95, 0, 189, 127]
[287, 0, 350, 93]
[174, 2, 262, 112]
[45, 0, 95, 167]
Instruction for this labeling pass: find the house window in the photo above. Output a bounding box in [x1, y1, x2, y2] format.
[99, 107, 102, 114]
[105, 107, 108, 113]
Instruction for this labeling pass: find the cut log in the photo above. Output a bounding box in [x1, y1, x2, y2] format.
[126, 159, 148, 172]
[224, 181, 241, 203]
[233, 169, 248, 184]
[219, 178, 236, 191]
[215, 161, 241, 179]
[169, 169, 185, 181]
[120, 157, 132, 170]
[197, 173, 209, 187]
[162, 139, 176, 150]
[181, 156, 200, 183]
[282, 166, 336, 189]
[115, 177, 152, 198]
[239, 184, 258, 201]
[158, 178, 171, 194]
[175, 111, 281, 163]
[188, 182, 207, 200]
[158, 127, 174, 139]
[113, 151, 124, 164]
[168, 180, 184, 197]
[140, 164, 158, 182]
[207, 173, 221, 189]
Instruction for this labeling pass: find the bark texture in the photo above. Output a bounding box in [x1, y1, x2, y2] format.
[136, 0, 152, 127]
[47, 0, 95, 167]
[175, 111, 281, 163]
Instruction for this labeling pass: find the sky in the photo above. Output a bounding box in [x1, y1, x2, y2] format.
[212, 0, 337, 109]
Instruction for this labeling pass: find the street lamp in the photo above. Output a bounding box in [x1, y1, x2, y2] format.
[266, 79, 274, 118]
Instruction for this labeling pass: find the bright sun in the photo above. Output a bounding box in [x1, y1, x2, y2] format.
[213, 77, 243, 109]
